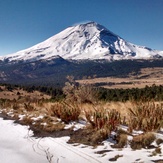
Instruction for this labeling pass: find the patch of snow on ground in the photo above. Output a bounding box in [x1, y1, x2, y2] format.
[64, 121, 86, 131]
[0, 118, 163, 163]
[31, 115, 44, 121]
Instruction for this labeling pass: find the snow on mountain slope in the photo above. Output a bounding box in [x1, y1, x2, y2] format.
[0, 22, 162, 62]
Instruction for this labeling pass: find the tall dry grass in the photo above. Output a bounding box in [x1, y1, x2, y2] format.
[50, 102, 80, 123]
[128, 101, 163, 132]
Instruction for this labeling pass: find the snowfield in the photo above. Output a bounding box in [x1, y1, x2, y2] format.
[0, 117, 163, 163]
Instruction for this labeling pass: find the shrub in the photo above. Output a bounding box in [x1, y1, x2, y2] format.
[0, 99, 12, 109]
[128, 101, 163, 132]
[63, 76, 98, 104]
[111, 129, 129, 148]
[24, 102, 34, 111]
[20, 116, 33, 125]
[154, 147, 162, 154]
[112, 134, 128, 148]
[156, 138, 163, 145]
[130, 132, 156, 150]
[12, 102, 20, 110]
[51, 102, 80, 123]
[85, 107, 121, 134]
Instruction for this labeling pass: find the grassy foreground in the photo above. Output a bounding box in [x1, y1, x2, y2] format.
[0, 80, 163, 148]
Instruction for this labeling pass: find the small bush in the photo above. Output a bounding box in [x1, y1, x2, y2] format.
[155, 147, 162, 154]
[0, 99, 12, 108]
[113, 134, 128, 148]
[20, 116, 33, 125]
[85, 108, 121, 134]
[24, 102, 34, 111]
[156, 138, 163, 145]
[92, 129, 109, 144]
[51, 102, 80, 123]
[130, 132, 156, 150]
[151, 147, 162, 156]
[68, 128, 109, 146]
[128, 101, 163, 132]
[12, 102, 20, 110]
[63, 76, 98, 104]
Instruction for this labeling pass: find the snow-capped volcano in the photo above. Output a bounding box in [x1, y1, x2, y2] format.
[1, 22, 163, 62]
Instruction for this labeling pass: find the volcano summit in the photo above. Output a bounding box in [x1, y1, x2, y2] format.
[1, 22, 163, 63]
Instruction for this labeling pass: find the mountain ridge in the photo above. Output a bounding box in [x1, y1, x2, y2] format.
[1, 21, 163, 63]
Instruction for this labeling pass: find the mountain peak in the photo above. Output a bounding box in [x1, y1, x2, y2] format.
[75, 21, 107, 31]
[75, 21, 98, 26]
[0, 22, 162, 62]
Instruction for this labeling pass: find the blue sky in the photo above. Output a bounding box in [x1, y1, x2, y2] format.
[0, 0, 163, 56]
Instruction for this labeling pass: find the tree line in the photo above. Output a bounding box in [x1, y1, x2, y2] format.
[98, 84, 163, 102]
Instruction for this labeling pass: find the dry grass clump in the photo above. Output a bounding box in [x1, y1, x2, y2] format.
[85, 107, 121, 130]
[113, 134, 128, 148]
[20, 114, 65, 132]
[118, 134, 128, 147]
[156, 138, 163, 146]
[20, 116, 34, 125]
[0, 99, 12, 109]
[91, 129, 110, 145]
[24, 102, 35, 111]
[50, 102, 81, 123]
[12, 102, 20, 110]
[111, 129, 129, 148]
[150, 147, 162, 157]
[128, 101, 163, 132]
[130, 132, 156, 150]
[41, 122, 65, 132]
[84, 107, 121, 141]
[154, 147, 162, 154]
[68, 127, 109, 146]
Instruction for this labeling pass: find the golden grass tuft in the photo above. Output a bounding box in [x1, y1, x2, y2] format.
[50, 102, 81, 123]
[128, 101, 163, 132]
[84, 106, 121, 139]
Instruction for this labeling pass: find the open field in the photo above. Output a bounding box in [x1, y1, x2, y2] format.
[77, 67, 163, 89]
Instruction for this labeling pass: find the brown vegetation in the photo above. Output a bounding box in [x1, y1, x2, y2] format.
[128, 101, 163, 132]
[77, 67, 163, 89]
[130, 132, 156, 150]
[0, 80, 163, 148]
[0, 85, 51, 100]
